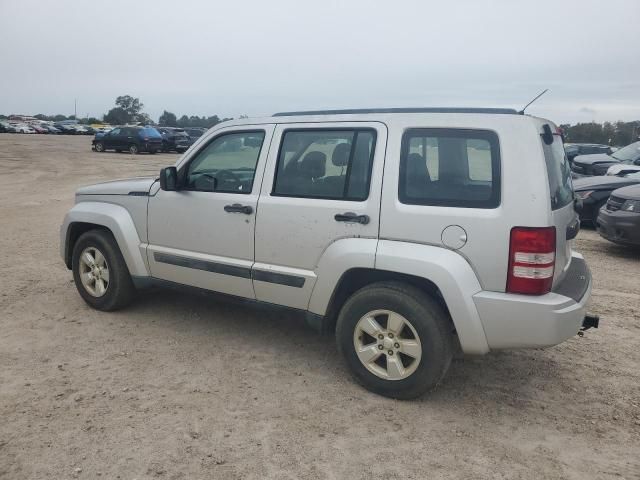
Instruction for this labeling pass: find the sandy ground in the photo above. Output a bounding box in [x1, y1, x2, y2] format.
[0, 134, 639, 480]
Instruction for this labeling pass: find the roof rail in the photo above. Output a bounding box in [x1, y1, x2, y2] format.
[273, 107, 518, 117]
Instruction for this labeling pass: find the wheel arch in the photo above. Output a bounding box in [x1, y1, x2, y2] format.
[61, 202, 149, 277]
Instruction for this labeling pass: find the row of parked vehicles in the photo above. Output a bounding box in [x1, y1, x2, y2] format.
[0, 120, 110, 135]
[92, 126, 205, 154]
[568, 141, 640, 247]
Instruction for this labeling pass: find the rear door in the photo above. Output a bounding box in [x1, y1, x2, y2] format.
[539, 123, 577, 285]
[253, 122, 386, 309]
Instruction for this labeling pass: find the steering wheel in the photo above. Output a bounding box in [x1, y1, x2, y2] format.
[216, 169, 241, 185]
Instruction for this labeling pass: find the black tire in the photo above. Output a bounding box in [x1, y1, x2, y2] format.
[71, 229, 135, 311]
[128, 144, 139, 155]
[336, 281, 453, 399]
[94, 142, 104, 152]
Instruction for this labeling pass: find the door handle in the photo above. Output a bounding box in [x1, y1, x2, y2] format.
[334, 212, 370, 224]
[224, 203, 253, 214]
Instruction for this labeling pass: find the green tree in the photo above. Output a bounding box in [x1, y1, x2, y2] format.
[159, 110, 178, 126]
[103, 107, 129, 125]
[115, 95, 144, 120]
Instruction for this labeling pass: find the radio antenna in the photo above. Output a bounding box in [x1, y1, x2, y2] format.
[518, 89, 548, 114]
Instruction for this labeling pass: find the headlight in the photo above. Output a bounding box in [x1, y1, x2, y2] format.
[621, 200, 640, 212]
[575, 190, 594, 199]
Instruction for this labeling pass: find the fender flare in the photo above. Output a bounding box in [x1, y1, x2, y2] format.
[60, 202, 149, 277]
[374, 240, 489, 354]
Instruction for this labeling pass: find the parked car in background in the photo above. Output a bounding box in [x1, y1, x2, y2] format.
[184, 127, 206, 145]
[92, 126, 162, 154]
[565, 143, 613, 163]
[54, 123, 78, 135]
[574, 172, 640, 225]
[597, 184, 640, 247]
[0, 121, 16, 133]
[40, 124, 61, 134]
[157, 127, 190, 153]
[571, 141, 640, 177]
[14, 123, 35, 133]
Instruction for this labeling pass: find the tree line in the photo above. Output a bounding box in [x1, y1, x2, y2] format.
[559, 121, 639, 146]
[4, 94, 639, 145]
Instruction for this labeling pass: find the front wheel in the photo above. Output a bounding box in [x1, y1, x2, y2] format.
[128, 144, 139, 155]
[94, 142, 104, 152]
[336, 281, 453, 399]
[72, 229, 135, 311]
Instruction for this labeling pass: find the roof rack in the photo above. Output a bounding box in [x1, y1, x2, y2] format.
[273, 107, 519, 117]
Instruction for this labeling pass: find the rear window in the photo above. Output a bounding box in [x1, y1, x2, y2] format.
[141, 127, 161, 138]
[542, 132, 573, 210]
[399, 128, 500, 208]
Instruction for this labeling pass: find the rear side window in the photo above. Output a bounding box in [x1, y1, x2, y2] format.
[399, 128, 500, 208]
[273, 129, 376, 200]
[141, 127, 161, 138]
[542, 132, 573, 210]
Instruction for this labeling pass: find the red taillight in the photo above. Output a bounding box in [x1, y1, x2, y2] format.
[506, 227, 556, 295]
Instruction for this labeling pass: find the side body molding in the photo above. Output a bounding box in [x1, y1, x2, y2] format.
[375, 240, 490, 355]
[60, 201, 149, 277]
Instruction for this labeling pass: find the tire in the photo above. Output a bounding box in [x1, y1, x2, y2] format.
[94, 142, 104, 152]
[149, 149, 157, 155]
[336, 281, 453, 399]
[128, 144, 139, 155]
[71, 229, 135, 311]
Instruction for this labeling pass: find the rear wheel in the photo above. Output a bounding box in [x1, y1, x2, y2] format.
[72, 229, 135, 311]
[94, 142, 104, 152]
[128, 144, 139, 155]
[336, 281, 453, 399]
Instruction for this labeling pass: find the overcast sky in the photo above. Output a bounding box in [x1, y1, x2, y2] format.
[1, 0, 638, 124]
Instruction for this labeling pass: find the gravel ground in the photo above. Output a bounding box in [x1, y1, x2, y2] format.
[0, 134, 639, 480]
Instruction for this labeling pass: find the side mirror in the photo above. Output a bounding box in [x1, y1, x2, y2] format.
[160, 166, 179, 191]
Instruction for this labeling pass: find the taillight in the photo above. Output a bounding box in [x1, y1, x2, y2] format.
[506, 227, 556, 295]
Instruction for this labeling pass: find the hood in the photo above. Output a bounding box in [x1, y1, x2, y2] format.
[573, 174, 640, 191]
[573, 153, 618, 165]
[612, 184, 640, 200]
[76, 176, 157, 196]
[606, 164, 640, 176]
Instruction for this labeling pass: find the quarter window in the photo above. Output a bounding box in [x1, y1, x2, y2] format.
[399, 129, 500, 208]
[273, 129, 376, 200]
[185, 131, 265, 193]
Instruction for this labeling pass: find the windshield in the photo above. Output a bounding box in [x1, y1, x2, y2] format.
[625, 172, 640, 179]
[611, 141, 640, 163]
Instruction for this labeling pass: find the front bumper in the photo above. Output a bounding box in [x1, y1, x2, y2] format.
[597, 207, 640, 246]
[473, 253, 592, 349]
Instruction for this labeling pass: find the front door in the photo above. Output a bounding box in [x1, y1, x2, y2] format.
[147, 125, 275, 298]
[253, 122, 387, 309]
[102, 128, 122, 150]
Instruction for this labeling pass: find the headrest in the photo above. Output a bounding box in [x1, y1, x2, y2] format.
[332, 143, 351, 166]
[406, 153, 430, 181]
[300, 151, 326, 179]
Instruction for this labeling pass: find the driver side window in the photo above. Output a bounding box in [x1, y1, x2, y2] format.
[185, 131, 265, 193]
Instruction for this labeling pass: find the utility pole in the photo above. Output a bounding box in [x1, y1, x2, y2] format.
[74, 99, 77, 120]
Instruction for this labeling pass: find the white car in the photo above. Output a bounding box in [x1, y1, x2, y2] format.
[606, 163, 640, 176]
[60, 107, 595, 398]
[14, 123, 35, 134]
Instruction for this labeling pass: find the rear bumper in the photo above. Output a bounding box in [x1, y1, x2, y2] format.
[473, 254, 592, 349]
[597, 208, 640, 246]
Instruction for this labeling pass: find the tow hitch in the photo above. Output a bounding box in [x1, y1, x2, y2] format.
[578, 314, 600, 337]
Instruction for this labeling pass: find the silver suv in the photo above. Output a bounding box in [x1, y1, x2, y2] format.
[61, 108, 594, 398]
